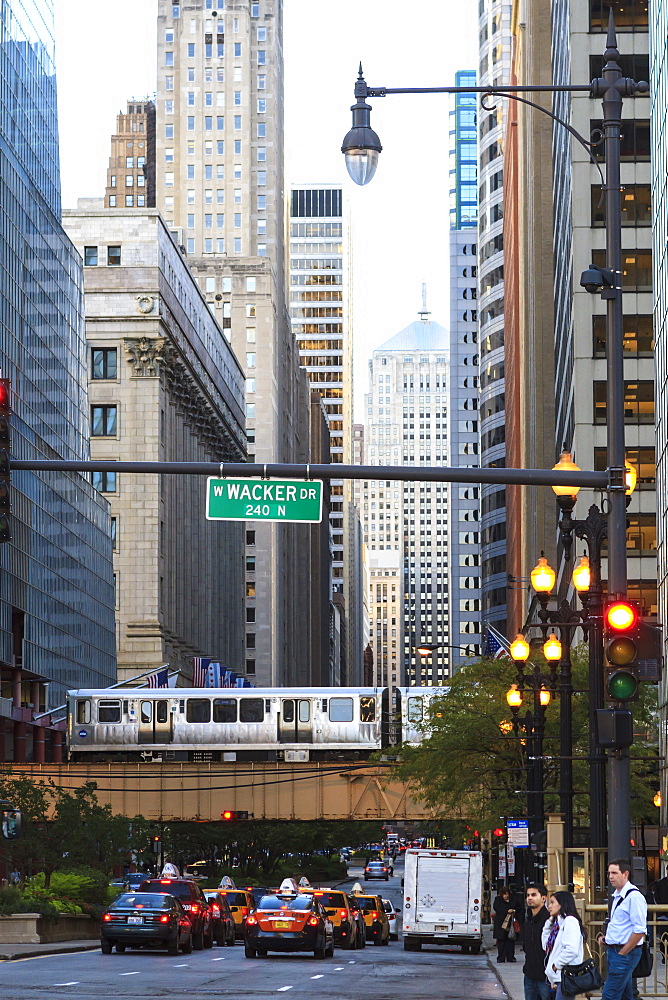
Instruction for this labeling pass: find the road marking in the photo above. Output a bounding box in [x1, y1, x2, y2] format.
[53, 984, 80, 987]
[277, 988, 293, 992]
[335, 966, 345, 970]
[173, 963, 189, 966]
[310, 974, 324, 979]
[348, 960, 355, 964]
[211, 956, 226, 960]
[119, 971, 141, 975]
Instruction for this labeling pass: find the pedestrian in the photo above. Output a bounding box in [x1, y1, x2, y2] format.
[493, 885, 517, 963]
[596, 858, 648, 1000]
[9, 868, 20, 886]
[522, 883, 551, 1000]
[541, 890, 585, 1000]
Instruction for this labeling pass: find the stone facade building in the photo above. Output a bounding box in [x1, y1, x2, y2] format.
[104, 99, 156, 210]
[63, 205, 247, 683]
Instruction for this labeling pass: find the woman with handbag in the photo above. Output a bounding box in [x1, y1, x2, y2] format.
[541, 891, 585, 999]
[493, 885, 517, 963]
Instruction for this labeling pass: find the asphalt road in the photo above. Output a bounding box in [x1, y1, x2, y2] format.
[0, 868, 504, 1000]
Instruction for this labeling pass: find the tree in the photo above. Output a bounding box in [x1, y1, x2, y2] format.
[394, 648, 659, 832]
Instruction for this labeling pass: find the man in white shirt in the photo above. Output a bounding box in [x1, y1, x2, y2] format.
[597, 858, 647, 1000]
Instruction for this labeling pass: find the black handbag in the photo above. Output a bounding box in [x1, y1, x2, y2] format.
[634, 940, 653, 979]
[560, 957, 604, 996]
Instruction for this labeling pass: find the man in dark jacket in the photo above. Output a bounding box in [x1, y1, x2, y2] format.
[522, 883, 550, 1000]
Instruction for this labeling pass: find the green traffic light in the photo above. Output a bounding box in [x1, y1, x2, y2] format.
[607, 669, 638, 701]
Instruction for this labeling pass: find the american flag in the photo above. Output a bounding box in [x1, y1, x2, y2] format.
[147, 667, 169, 688]
[484, 625, 510, 660]
[192, 657, 210, 687]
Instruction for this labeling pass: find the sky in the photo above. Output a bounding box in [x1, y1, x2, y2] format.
[54, 1, 478, 418]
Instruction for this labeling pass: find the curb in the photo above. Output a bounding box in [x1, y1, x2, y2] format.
[0, 941, 100, 962]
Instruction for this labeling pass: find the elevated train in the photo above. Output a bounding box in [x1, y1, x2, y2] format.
[67, 685, 449, 762]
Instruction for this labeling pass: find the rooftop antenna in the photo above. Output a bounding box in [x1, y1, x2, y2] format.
[418, 282, 430, 322]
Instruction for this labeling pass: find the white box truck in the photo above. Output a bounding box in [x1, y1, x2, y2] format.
[402, 848, 483, 952]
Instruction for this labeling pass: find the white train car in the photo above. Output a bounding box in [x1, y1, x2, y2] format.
[67, 687, 390, 762]
[395, 686, 450, 745]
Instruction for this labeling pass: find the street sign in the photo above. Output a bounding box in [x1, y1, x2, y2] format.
[507, 819, 530, 848]
[206, 478, 323, 523]
[498, 844, 515, 878]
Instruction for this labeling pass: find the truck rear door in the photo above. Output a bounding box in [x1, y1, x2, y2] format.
[416, 855, 470, 930]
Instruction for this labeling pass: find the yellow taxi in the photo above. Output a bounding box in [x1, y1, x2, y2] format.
[312, 890, 359, 949]
[350, 890, 390, 946]
[216, 888, 254, 939]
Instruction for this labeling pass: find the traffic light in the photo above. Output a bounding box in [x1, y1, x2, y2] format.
[221, 810, 249, 821]
[0, 379, 10, 543]
[604, 600, 640, 701]
[151, 835, 161, 853]
[596, 708, 634, 749]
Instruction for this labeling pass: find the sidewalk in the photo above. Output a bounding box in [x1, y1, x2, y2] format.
[484, 925, 525, 1000]
[0, 940, 100, 962]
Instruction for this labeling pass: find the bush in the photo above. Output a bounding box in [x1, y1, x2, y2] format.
[0, 886, 59, 921]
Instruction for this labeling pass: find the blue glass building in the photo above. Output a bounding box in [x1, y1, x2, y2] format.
[0, 0, 115, 754]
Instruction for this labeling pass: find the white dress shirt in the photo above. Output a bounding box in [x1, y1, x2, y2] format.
[605, 882, 647, 946]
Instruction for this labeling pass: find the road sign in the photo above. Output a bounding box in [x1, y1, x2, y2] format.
[507, 819, 530, 848]
[206, 478, 323, 523]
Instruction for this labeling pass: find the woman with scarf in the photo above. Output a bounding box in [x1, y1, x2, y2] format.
[541, 890, 585, 999]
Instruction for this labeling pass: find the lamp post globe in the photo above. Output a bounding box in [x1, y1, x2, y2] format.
[572, 555, 591, 593]
[506, 684, 523, 709]
[510, 634, 530, 662]
[624, 459, 638, 496]
[551, 451, 581, 498]
[531, 555, 556, 594]
[543, 632, 562, 662]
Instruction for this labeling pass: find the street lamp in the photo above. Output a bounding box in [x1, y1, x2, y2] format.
[344, 12, 648, 861]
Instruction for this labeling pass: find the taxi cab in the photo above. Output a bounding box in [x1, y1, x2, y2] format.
[244, 889, 334, 959]
[216, 888, 254, 939]
[312, 889, 358, 949]
[350, 887, 390, 946]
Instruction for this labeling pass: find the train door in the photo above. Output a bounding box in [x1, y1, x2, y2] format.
[278, 699, 312, 743]
[138, 699, 172, 744]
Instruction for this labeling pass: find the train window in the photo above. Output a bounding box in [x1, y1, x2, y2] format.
[329, 697, 354, 723]
[140, 701, 152, 724]
[76, 700, 91, 724]
[187, 699, 211, 723]
[239, 698, 264, 722]
[408, 697, 423, 723]
[298, 700, 310, 723]
[98, 700, 121, 723]
[214, 698, 237, 723]
[360, 697, 375, 722]
[282, 700, 295, 723]
[156, 701, 168, 724]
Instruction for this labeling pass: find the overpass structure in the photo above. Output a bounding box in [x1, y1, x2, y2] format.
[6, 762, 437, 822]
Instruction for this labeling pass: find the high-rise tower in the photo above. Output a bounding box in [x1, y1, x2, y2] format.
[155, 0, 313, 686]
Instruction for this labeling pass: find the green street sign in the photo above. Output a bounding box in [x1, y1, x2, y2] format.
[206, 477, 323, 523]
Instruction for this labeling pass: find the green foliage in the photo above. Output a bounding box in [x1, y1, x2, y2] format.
[0, 885, 59, 920]
[395, 648, 659, 831]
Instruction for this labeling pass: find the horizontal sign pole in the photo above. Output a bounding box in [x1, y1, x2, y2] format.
[10, 460, 608, 489]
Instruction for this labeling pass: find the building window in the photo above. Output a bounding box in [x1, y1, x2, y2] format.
[593, 314, 653, 357]
[234, 42, 242, 56]
[257, 244, 266, 257]
[257, 74, 266, 90]
[110, 175, 117, 188]
[187, 238, 195, 253]
[234, 237, 242, 252]
[165, 124, 174, 139]
[257, 147, 266, 162]
[165, 51, 174, 65]
[205, 116, 213, 130]
[165, 172, 174, 187]
[92, 348, 117, 380]
[257, 123, 266, 138]
[589, 0, 648, 30]
[258, 99, 266, 113]
[258, 50, 266, 65]
[187, 116, 195, 130]
[84, 246, 98, 266]
[593, 380, 654, 424]
[592, 249, 652, 291]
[91, 405, 117, 436]
[594, 446, 655, 487]
[107, 246, 121, 266]
[92, 470, 116, 493]
[187, 43, 195, 57]
[110, 517, 117, 550]
[591, 184, 651, 226]
[591, 119, 650, 161]
[109, 195, 117, 207]
[257, 171, 266, 185]
[125, 195, 133, 207]
[246, 660, 256, 675]
[251, 2, 260, 15]
[246, 352, 256, 367]
[165, 76, 174, 90]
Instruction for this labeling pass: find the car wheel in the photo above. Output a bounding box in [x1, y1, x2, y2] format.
[193, 927, 204, 950]
[471, 942, 481, 955]
[100, 940, 112, 955]
[385, 876, 389, 881]
[257, 949, 267, 958]
[244, 943, 257, 958]
[168, 941, 179, 956]
[216, 931, 225, 947]
[326, 939, 334, 957]
[204, 926, 214, 948]
[462, 944, 470, 953]
[381, 932, 389, 945]
[182, 934, 193, 954]
[227, 930, 235, 946]
[373, 932, 382, 946]
[116, 944, 126, 953]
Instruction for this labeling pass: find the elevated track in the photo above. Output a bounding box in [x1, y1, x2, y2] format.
[6, 761, 436, 822]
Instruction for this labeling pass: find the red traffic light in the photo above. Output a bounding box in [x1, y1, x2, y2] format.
[221, 810, 233, 820]
[605, 601, 638, 632]
[493, 828, 504, 837]
[0, 380, 9, 410]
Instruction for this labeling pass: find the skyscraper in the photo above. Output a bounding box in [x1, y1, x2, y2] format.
[0, 0, 115, 758]
[104, 99, 156, 210]
[155, 0, 313, 686]
[362, 307, 450, 691]
[289, 184, 360, 683]
[477, 0, 512, 638]
[448, 70, 482, 667]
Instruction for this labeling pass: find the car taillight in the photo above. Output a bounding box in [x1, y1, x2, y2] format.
[160, 915, 170, 923]
[191, 904, 199, 914]
[241, 906, 248, 916]
[246, 915, 257, 925]
[159, 879, 171, 884]
[372, 911, 379, 920]
[212, 904, 220, 915]
[308, 916, 319, 927]
[340, 909, 348, 919]
[102, 913, 112, 922]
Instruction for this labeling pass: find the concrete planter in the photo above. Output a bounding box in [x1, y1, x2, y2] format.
[0, 912, 100, 943]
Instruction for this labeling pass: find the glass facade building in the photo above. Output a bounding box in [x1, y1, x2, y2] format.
[0, 0, 115, 715]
